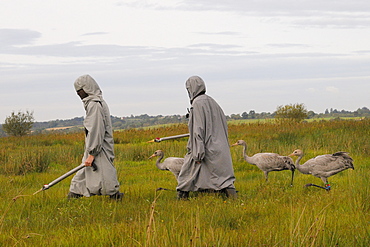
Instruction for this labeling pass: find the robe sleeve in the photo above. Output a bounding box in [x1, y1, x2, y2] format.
[84, 101, 105, 156]
[189, 101, 206, 162]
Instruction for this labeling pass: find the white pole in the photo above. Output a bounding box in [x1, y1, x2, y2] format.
[148, 133, 189, 143]
[41, 163, 86, 190]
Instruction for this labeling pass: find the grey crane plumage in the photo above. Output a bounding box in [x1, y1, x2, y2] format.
[231, 140, 295, 185]
[148, 150, 184, 180]
[289, 149, 354, 188]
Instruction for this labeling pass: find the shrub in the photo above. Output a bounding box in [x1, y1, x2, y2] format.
[274, 103, 308, 123]
[2, 110, 34, 136]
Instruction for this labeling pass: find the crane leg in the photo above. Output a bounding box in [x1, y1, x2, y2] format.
[320, 177, 331, 190]
[290, 170, 295, 186]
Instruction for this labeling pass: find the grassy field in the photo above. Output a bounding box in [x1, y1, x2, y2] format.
[0, 120, 369, 246]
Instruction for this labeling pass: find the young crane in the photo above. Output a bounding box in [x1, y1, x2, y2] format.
[148, 150, 184, 181]
[231, 140, 295, 186]
[289, 149, 354, 190]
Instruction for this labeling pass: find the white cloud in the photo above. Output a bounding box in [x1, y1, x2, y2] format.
[325, 86, 340, 93]
[0, 29, 41, 46]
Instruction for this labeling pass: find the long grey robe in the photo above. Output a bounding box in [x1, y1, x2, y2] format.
[69, 75, 120, 197]
[176, 76, 236, 191]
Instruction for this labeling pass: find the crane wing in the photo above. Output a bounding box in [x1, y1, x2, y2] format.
[307, 153, 353, 173]
[304, 155, 335, 169]
[249, 153, 280, 167]
[165, 157, 184, 172]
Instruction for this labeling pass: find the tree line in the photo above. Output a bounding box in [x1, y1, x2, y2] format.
[229, 106, 370, 120]
[1, 105, 370, 137]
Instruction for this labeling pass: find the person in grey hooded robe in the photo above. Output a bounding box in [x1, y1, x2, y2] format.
[68, 75, 123, 199]
[176, 76, 236, 199]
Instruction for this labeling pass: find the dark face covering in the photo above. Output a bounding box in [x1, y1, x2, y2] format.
[77, 89, 89, 100]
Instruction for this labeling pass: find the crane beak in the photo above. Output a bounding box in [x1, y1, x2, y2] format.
[148, 154, 156, 159]
[230, 143, 238, 147]
[147, 137, 161, 143]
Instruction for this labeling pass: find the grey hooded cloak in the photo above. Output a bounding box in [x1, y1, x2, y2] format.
[176, 76, 236, 192]
[69, 75, 120, 197]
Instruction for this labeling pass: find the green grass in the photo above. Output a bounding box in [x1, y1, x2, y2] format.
[1, 120, 369, 246]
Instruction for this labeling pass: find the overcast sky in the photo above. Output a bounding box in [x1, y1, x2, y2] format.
[1, 0, 370, 122]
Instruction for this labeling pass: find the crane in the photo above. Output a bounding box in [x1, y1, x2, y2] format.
[232, 140, 295, 186]
[148, 150, 184, 180]
[289, 149, 354, 190]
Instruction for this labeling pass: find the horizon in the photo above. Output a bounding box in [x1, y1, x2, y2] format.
[22, 105, 370, 124]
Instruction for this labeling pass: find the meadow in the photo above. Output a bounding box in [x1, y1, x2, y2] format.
[0, 119, 369, 246]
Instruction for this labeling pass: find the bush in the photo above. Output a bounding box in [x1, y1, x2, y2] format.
[2, 110, 34, 136]
[274, 103, 308, 123]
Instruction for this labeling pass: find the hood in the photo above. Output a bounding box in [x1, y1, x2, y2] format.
[74, 75, 103, 104]
[185, 76, 206, 103]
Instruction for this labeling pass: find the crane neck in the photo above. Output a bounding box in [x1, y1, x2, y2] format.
[294, 155, 304, 168]
[155, 154, 166, 170]
[294, 154, 311, 174]
[241, 142, 252, 162]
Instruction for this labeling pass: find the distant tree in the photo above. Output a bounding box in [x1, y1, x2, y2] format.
[259, 112, 273, 119]
[307, 110, 316, 119]
[48, 120, 58, 128]
[362, 107, 370, 113]
[274, 103, 308, 123]
[249, 110, 256, 119]
[2, 110, 34, 136]
[356, 107, 370, 116]
[230, 114, 242, 120]
[241, 112, 248, 119]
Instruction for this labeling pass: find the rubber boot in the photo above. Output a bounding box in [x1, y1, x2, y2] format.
[67, 191, 83, 199]
[110, 191, 124, 200]
[177, 191, 189, 200]
[224, 188, 237, 199]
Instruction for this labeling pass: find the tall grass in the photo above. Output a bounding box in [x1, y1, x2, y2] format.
[0, 120, 369, 246]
